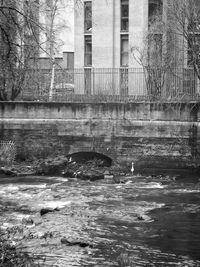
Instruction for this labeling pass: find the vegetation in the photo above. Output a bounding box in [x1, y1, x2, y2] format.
[0, 228, 37, 267]
[131, 0, 200, 100]
[167, 0, 200, 78]
[0, 0, 80, 101]
[0, 141, 16, 166]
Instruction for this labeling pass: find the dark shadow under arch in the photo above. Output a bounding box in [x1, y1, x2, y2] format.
[67, 151, 112, 167]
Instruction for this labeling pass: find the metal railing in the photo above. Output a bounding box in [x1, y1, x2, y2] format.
[17, 68, 200, 102]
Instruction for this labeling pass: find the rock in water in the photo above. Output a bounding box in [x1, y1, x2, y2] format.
[79, 170, 104, 181]
[63, 167, 104, 181]
[0, 167, 18, 176]
[61, 238, 93, 248]
[40, 208, 60, 216]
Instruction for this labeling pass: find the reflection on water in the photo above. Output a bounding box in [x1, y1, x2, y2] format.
[0, 174, 200, 266]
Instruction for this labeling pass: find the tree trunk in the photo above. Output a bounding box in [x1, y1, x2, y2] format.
[49, 61, 55, 101]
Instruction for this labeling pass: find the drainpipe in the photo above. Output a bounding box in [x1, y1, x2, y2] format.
[112, 0, 115, 68]
[112, 0, 115, 93]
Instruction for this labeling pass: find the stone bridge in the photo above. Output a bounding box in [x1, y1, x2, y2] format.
[0, 101, 200, 171]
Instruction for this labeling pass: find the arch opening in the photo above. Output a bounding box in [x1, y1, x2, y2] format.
[66, 151, 112, 167]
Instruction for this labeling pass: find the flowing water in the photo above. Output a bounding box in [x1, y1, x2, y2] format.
[0, 173, 200, 266]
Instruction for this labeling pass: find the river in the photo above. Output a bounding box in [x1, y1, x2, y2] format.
[0, 173, 200, 266]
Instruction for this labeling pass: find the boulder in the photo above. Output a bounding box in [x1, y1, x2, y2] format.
[40, 208, 60, 216]
[63, 167, 104, 181]
[36, 157, 68, 175]
[61, 237, 93, 248]
[77, 170, 104, 181]
[0, 167, 18, 176]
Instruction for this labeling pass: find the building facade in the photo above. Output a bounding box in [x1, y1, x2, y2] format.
[74, 0, 170, 95]
[75, 0, 154, 69]
[74, 0, 199, 97]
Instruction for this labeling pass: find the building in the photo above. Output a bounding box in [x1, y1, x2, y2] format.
[74, 0, 200, 97]
[38, 52, 74, 69]
[39, 0, 74, 58]
[25, 0, 74, 68]
[74, 0, 165, 95]
[75, 0, 152, 69]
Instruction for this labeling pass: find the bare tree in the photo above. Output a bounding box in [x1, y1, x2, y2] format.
[0, 0, 80, 101]
[39, 0, 73, 100]
[39, 0, 83, 101]
[131, 4, 176, 100]
[131, 0, 200, 100]
[0, 0, 40, 101]
[167, 0, 200, 78]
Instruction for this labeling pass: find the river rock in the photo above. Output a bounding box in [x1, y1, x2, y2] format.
[0, 165, 36, 177]
[40, 208, 60, 216]
[0, 167, 18, 176]
[36, 157, 68, 175]
[137, 215, 145, 221]
[61, 237, 93, 248]
[62, 167, 104, 181]
[113, 175, 127, 184]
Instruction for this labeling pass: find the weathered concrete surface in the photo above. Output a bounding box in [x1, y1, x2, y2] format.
[0, 101, 200, 170]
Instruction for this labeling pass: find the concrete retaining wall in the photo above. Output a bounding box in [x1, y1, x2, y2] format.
[0, 101, 200, 169]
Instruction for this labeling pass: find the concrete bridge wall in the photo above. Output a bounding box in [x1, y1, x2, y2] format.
[0, 101, 200, 170]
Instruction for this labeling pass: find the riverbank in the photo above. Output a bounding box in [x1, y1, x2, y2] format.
[1, 155, 200, 182]
[0, 153, 126, 181]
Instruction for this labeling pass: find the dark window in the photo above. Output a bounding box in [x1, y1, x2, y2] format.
[188, 34, 200, 67]
[85, 36, 92, 66]
[121, 0, 129, 32]
[148, 33, 163, 63]
[187, 2, 200, 68]
[84, 1, 92, 32]
[148, 0, 163, 27]
[120, 35, 129, 66]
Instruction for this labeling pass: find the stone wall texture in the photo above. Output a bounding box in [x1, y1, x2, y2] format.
[0, 101, 200, 170]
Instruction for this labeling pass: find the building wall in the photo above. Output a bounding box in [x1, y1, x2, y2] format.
[0, 101, 200, 170]
[74, 1, 85, 68]
[74, 0, 148, 69]
[129, 0, 148, 68]
[93, 0, 114, 68]
[74, 0, 150, 95]
[128, 0, 148, 95]
[37, 52, 74, 69]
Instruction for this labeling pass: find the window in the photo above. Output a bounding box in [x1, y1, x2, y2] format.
[84, 1, 92, 67]
[120, 1, 129, 93]
[84, 1, 92, 32]
[187, 15, 200, 67]
[120, 35, 129, 66]
[148, 33, 163, 63]
[85, 35, 92, 66]
[148, 1, 163, 63]
[148, 0, 163, 27]
[121, 0, 129, 32]
[187, 34, 200, 67]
